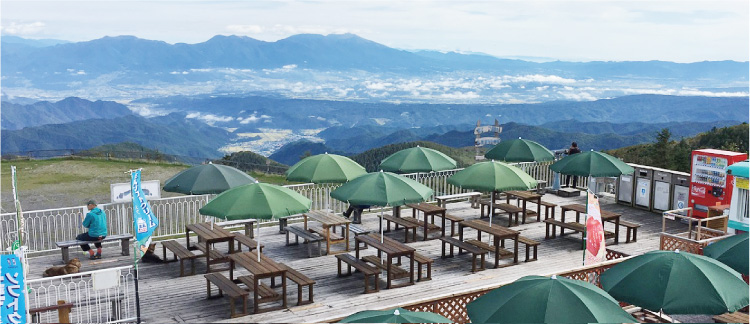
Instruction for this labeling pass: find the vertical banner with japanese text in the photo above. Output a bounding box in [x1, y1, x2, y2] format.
[131, 170, 159, 259]
[1, 253, 27, 324]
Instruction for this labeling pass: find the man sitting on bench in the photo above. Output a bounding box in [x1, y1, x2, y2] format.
[343, 204, 370, 224]
[78, 199, 108, 260]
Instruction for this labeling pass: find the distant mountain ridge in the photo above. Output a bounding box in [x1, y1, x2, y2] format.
[2, 34, 747, 89]
[1, 112, 231, 158]
[1, 97, 132, 129]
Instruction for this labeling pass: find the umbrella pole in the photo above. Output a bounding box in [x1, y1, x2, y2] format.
[489, 191, 494, 227]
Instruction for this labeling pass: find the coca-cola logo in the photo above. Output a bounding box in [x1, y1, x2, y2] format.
[691, 185, 706, 198]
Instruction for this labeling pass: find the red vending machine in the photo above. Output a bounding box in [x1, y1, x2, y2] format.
[689, 149, 748, 218]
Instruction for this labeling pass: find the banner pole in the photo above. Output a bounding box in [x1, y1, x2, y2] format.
[133, 241, 142, 324]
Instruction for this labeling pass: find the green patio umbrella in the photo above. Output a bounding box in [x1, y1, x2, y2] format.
[330, 171, 433, 243]
[447, 161, 536, 226]
[378, 146, 457, 173]
[727, 160, 749, 179]
[340, 307, 451, 323]
[286, 153, 366, 183]
[550, 150, 634, 177]
[200, 182, 312, 261]
[467, 275, 636, 324]
[484, 138, 555, 162]
[704, 233, 749, 275]
[601, 250, 749, 315]
[163, 163, 256, 195]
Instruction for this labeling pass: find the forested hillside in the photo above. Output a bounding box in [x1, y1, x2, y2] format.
[351, 141, 475, 172]
[606, 123, 749, 172]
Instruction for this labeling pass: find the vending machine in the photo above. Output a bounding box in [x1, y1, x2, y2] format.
[689, 149, 748, 218]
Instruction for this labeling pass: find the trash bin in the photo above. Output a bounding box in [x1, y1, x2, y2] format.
[617, 173, 634, 206]
[652, 169, 671, 212]
[671, 172, 690, 212]
[634, 166, 653, 210]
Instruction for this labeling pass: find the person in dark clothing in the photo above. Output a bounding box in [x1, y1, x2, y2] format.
[343, 204, 370, 224]
[565, 142, 582, 188]
[78, 199, 108, 260]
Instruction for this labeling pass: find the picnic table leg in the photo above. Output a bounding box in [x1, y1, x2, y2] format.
[185, 228, 191, 250]
[325, 226, 331, 255]
[282, 274, 288, 309]
[442, 213, 447, 237]
[345, 223, 350, 251]
[253, 277, 259, 314]
[423, 215, 428, 241]
[387, 256, 393, 289]
[522, 199, 528, 224]
[514, 235, 519, 264]
[560, 210, 567, 236]
[458, 223, 464, 255]
[494, 237, 500, 268]
[205, 242, 211, 273]
[410, 252, 415, 285]
[536, 197, 541, 222]
[614, 217, 620, 244]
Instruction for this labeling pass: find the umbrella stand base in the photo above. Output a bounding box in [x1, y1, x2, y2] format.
[556, 187, 582, 197]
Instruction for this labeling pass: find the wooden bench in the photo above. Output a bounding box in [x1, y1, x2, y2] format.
[439, 237, 487, 273]
[544, 219, 614, 242]
[465, 239, 515, 260]
[285, 226, 324, 257]
[361, 255, 409, 280]
[30, 300, 74, 323]
[436, 192, 481, 208]
[236, 275, 281, 303]
[194, 242, 228, 261]
[413, 252, 433, 281]
[308, 226, 344, 241]
[443, 213, 464, 237]
[278, 264, 315, 306]
[518, 236, 540, 262]
[539, 201, 557, 220]
[56, 234, 132, 263]
[216, 219, 256, 238]
[233, 234, 264, 253]
[204, 273, 248, 318]
[278, 215, 299, 234]
[161, 240, 197, 277]
[335, 254, 380, 294]
[479, 202, 522, 226]
[615, 220, 640, 243]
[350, 225, 371, 250]
[401, 216, 441, 239]
[379, 214, 417, 243]
[713, 311, 749, 323]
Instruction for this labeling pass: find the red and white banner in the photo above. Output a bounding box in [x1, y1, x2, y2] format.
[585, 191, 606, 265]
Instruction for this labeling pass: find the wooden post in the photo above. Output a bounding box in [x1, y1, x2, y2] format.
[58, 300, 71, 324]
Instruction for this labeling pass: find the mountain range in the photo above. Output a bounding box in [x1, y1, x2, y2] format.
[1, 97, 132, 129]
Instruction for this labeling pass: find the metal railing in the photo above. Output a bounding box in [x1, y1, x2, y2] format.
[27, 266, 137, 323]
[2, 161, 567, 256]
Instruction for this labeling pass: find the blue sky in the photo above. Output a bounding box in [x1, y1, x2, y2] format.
[1, 0, 748, 62]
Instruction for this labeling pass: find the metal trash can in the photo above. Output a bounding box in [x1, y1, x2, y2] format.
[617, 173, 635, 206]
[634, 166, 653, 210]
[671, 172, 690, 212]
[652, 169, 672, 212]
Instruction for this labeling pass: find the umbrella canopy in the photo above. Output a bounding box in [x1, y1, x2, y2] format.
[484, 138, 555, 162]
[727, 160, 749, 179]
[163, 163, 257, 195]
[199, 182, 311, 220]
[379, 146, 457, 173]
[467, 275, 636, 324]
[550, 150, 634, 177]
[330, 171, 433, 207]
[340, 308, 451, 323]
[704, 233, 749, 275]
[447, 161, 537, 192]
[286, 153, 366, 183]
[601, 250, 749, 315]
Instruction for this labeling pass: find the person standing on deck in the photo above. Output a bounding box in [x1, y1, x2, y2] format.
[78, 199, 108, 259]
[565, 142, 582, 188]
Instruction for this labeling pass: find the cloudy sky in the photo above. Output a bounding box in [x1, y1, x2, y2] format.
[1, 0, 748, 62]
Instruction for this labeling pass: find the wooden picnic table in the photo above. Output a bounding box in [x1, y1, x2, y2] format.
[405, 203, 446, 240]
[303, 210, 351, 254]
[459, 219, 520, 267]
[228, 251, 287, 314]
[355, 233, 415, 289]
[505, 190, 542, 224]
[559, 204, 621, 244]
[185, 222, 236, 273]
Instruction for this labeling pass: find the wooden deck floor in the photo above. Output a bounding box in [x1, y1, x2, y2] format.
[27, 194, 686, 323]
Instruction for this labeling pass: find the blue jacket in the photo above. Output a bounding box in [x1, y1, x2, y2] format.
[83, 208, 108, 237]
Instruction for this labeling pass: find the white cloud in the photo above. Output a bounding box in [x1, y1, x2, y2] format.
[1, 21, 45, 35]
[557, 91, 597, 101]
[226, 24, 263, 34]
[507, 74, 577, 84]
[186, 112, 235, 124]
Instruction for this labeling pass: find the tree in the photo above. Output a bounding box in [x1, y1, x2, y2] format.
[299, 150, 312, 161]
[650, 128, 672, 169]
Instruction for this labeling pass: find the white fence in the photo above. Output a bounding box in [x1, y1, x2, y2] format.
[27, 266, 137, 323]
[1, 161, 575, 256]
